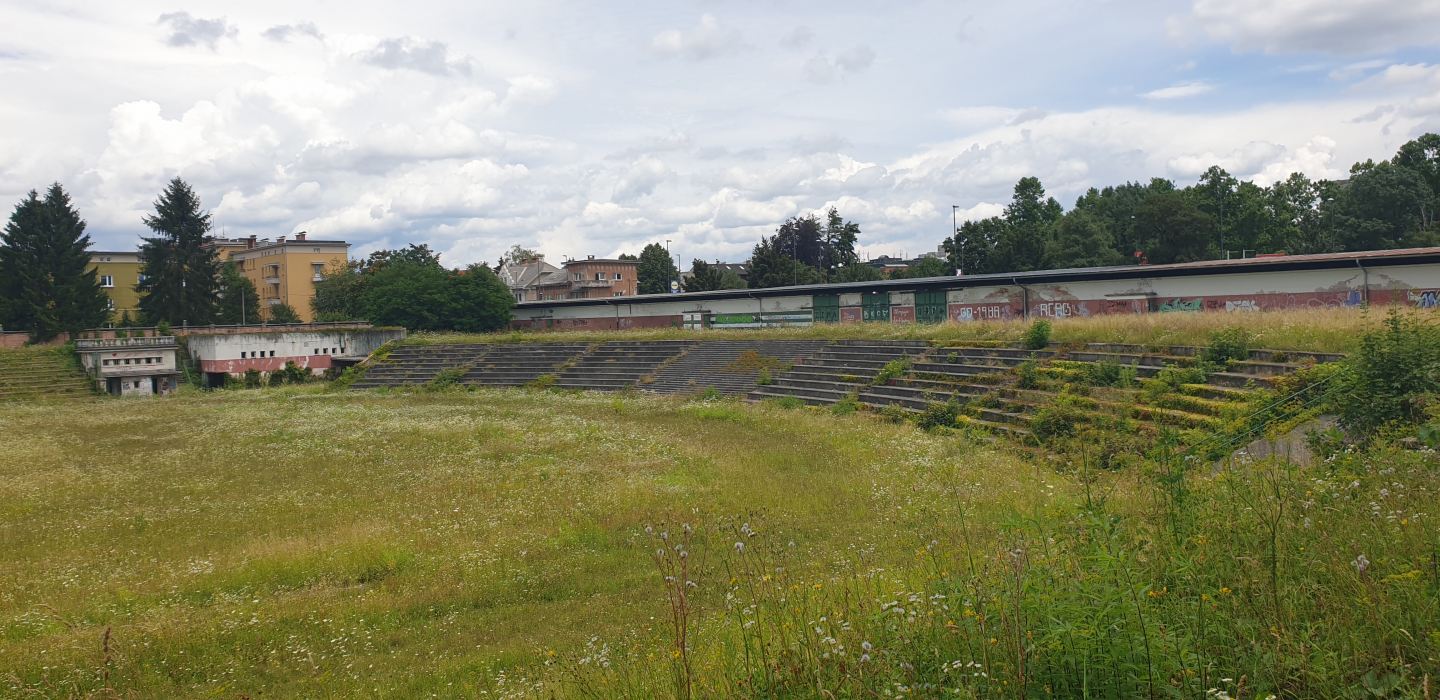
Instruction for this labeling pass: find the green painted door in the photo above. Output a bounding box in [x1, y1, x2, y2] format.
[862, 292, 890, 322]
[813, 295, 840, 323]
[915, 291, 947, 324]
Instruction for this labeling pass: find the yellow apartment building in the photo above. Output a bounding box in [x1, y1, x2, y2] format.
[89, 251, 145, 322]
[212, 234, 351, 323]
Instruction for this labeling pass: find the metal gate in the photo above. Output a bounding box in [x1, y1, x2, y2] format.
[812, 295, 840, 323]
[915, 291, 947, 324]
[862, 292, 890, 322]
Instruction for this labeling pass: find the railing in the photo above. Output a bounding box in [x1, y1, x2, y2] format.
[76, 336, 177, 349]
[76, 322, 378, 338]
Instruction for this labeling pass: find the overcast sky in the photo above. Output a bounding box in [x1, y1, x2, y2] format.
[3, 1, 1440, 267]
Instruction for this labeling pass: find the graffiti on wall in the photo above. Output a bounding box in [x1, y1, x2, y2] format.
[890, 306, 915, 324]
[1409, 289, 1440, 308]
[1224, 300, 1258, 312]
[1103, 299, 1149, 314]
[1031, 301, 1092, 318]
[840, 308, 862, 323]
[1158, 298, 1204, 313]
[950, 304, 1015, 322]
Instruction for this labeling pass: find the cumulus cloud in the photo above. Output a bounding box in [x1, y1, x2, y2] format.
[791, 134, 850, 155]
[955, 16, 979, 43]
[780, 26, 813, 49]
[803, 46, 875, 84]
[651, 15, 742, 61]
[1142, 82, 1214, 99]
[262, 22, 322, 42]
[1009, 108, 1048, 126]
[360, 37, 472, 76]
[1176, 0, 1440, 54]
[157, 12, 236, 50]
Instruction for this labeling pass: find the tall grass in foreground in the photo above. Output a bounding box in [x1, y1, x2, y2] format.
[411, 306, 1384, 353]
[527, 443, 1438, 699]
[2, 378, 1437, 698]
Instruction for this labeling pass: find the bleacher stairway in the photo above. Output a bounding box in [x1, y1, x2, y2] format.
[0, 347, 97, 402]
[351, 340, 833, 395]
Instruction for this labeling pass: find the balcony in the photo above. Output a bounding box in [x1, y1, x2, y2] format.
[572, 280, 615, 289]
[265, 277, 282, 285]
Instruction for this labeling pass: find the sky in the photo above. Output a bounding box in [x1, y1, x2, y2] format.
[3, 1, 1440, 268]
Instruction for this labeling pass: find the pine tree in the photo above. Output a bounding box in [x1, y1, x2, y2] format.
[0, 184, 111, 341]
[137, 178, 221, 326]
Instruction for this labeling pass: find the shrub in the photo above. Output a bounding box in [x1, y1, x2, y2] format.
[871, 357, 912, 385]
[915, 397, 962, 430]
[268, 361, 312, 387]
[694, 387, 722, 401]
[428, 366, 469, 390]
[243, 369, 262, 389]
[1015, 360, 1041, 389]
[1081, 360, 1122, 387]
[1029, 402, 1080, 438]
[1142, 364, 1207, 401]
[879, 403, 908, 423]
[829, 395, 860, 416]
[1340, 309, 1440, 437]
[1021, 319, 1051, 350]
[756, 368, 772, 385]
[527, 373, 558, 390]
[769, 395, 804, 410]
[1202, 327, 1249, 364]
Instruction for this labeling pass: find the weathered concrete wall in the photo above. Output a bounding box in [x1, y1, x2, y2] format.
[186, 329, 406, 375]
[510, 255, 1440, 329]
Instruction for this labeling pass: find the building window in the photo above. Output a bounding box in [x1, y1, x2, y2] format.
[613, 291, 625, 297]
[99, 275, 114, 287]
[313, 248, 321, 253]
[614, 272, 622, 280]
[595, 272, 606, 281]
[137, 274, 147, 283]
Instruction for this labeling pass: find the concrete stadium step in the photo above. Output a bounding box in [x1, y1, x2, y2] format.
[0, 347, 97, 401]
[933, 347, 1057, 361]
[1180, 383, 1253, 401]
[462, 343, 593, 386]
[1064, 351, 1195, 367]
[767, 376, 867, 392]
[911, 362, 1012, 379]
[643, 340, 830, 395]
[553, 340, 697, 391]
[748, 385, 853, 405]
[350, 343, 491, 388]
[1206, 372, 1276, 389]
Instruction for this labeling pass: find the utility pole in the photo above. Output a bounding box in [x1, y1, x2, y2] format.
[952, 205, 961, 274]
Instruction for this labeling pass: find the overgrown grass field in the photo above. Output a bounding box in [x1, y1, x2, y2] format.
[4, 309, 1439, 699]
[413, 307, 1374, 354]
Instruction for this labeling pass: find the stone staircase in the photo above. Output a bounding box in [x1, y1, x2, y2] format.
[555, 340, 696, 391]
[0, 347, 98, 402]
[748, 340, 930, 406]
[460, 343, 592, 387]
[349, 344, 490, 389]
[644, 340, 832, 396]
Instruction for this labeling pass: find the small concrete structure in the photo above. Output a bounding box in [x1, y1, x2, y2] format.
[76, 336, 183, 397]
[185, 328, 406, 387]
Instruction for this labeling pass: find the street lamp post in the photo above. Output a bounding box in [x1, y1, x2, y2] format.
[952, 205, 961, 274]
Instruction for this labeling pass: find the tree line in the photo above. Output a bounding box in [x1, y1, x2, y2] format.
[0, 177, 515, 342]
[701, 133, 1440, 288]
[944, 134, 1440, 275]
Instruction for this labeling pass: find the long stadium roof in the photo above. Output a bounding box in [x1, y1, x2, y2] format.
[514, 247, 1440, 310]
